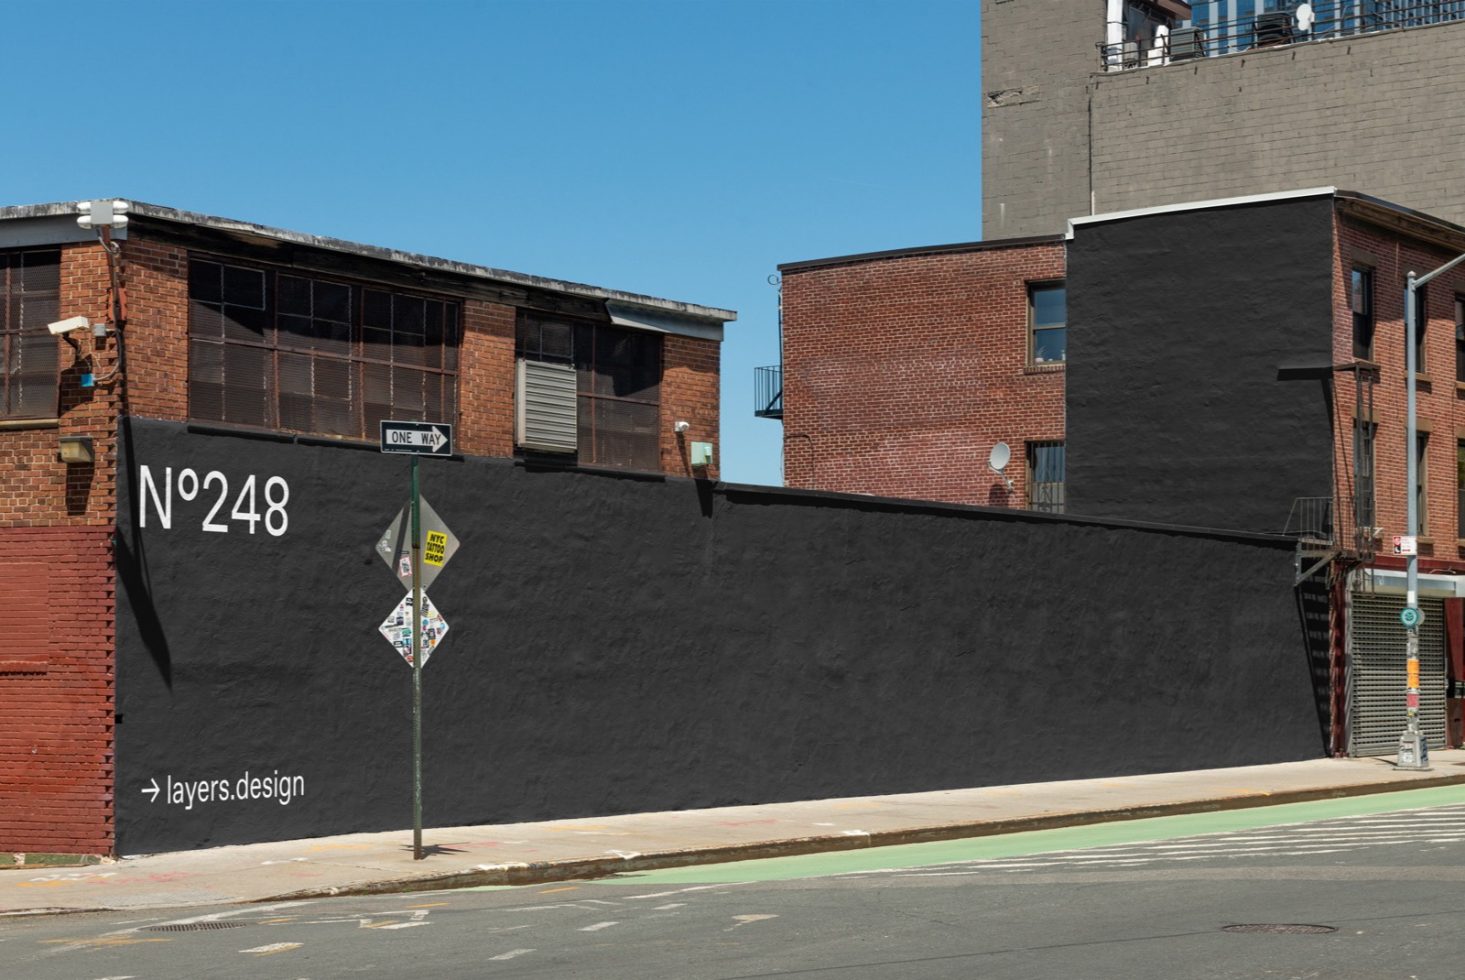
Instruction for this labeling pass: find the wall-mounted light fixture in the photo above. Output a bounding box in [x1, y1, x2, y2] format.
[58, 435, 94, 465]
[673, 420, 690, 434]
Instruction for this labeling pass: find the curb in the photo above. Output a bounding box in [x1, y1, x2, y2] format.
[261, 770, 1465, 902]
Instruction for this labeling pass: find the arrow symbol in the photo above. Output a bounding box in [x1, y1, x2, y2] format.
[427, 427, 447, 451]
[142, 777, 160, 802]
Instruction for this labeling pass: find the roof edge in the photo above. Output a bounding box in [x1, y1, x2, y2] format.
[0, 199, 737, 324]
[1066, 187, 1339, 239]
[778, 234, 1064, 274]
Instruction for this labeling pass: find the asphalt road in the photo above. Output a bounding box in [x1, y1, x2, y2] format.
[6, 790, 1465, 979]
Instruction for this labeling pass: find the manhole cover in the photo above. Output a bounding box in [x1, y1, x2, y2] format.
[145, 921, 249, 932]
[1222, 923, 1338, 935]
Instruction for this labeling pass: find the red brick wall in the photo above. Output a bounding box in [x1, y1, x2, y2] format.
[0, 525, 115, 853]
[1332, 215, 1465, 565]
[0, 242, 118, 853]
[459, 300, 516, 459]
[780, 242, 1066, 505]
[660, 335, 720, 479]
[120, 236, 190, 423]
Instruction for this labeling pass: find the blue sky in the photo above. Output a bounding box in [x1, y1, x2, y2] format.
[6, 0, 981, 485]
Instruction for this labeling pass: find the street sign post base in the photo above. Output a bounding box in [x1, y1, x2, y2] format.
[1396, 729, 1431, 770]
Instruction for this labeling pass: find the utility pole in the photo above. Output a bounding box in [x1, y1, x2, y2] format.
[1398, 250, 1465, 769]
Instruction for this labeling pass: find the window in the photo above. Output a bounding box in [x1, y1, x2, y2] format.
[188, 258, 458, 438]
[1026, 441, 1065, 514]
[1416, 433, 1429, 536]
[1354, 420, 1376, 531]
[0, 250, 60, 419]
[1411, 283, 1428, 375]
[1455, 295, 1464, 384]
[1351, 267, 1374, 360]
[1457, 441, 1465, 541]
[516, 314, 663, 472]
[1029, 282, 1066, 365]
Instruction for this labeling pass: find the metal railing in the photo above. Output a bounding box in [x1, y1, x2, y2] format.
[1285, 495, 1335, 543]
[1028, 483, 1066, 515]
[753, 365, 782, 419]
[1099, 2, 1465, 70]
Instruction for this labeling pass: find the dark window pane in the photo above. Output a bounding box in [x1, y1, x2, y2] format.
[188, 343, 225, 421]
[190, 300, 225, 338]
[278, 275, 311, 315]
[221, 344, 272, 427]
[223, 265, 266, 308]
[315, 281, 351, 324]
[11, 330, 58, 417]
[19, 251, 60, 293]
[1031, 284, 1065, 327]
[188, 261, 222, 303]
[1456, 296, 1465, 384]
[223, 304, 269, 344]
[1033, 327, 1066, 364]
[363, 290, 392, 329]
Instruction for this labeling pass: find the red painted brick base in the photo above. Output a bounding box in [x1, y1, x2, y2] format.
[0, 527, 114, 853]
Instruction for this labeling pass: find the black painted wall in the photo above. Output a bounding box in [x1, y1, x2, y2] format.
[1066, 198, 1337, 531]
[116, 418, 1323, 853]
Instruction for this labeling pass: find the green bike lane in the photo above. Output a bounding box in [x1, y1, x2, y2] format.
[564, 783, 1465, 886]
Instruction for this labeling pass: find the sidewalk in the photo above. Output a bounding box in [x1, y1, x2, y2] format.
[6, 751, 1465, 916]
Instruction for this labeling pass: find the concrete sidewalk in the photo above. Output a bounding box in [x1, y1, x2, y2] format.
[6, 751, 1465, 916]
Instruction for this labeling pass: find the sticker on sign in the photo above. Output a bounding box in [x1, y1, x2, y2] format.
[375, 497, 460, 592]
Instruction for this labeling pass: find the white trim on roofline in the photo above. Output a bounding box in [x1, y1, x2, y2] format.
[1065, 187, 1339, 239]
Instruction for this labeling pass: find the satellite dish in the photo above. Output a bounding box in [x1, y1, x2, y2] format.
[988, 442, 1015, 492]
[988, 442, 1011, 473]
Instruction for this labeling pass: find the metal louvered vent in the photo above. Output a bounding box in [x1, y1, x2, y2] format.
[516, 359, 577, 453]
[1347, 591, 1447, 757]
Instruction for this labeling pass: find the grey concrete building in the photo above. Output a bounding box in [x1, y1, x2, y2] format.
[982, 0, 1465, 238]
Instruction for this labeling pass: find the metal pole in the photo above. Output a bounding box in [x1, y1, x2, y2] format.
[1394, 250, 1465, 769]
[411, 455, 425, 857]
[1398, 273, 1427, 769]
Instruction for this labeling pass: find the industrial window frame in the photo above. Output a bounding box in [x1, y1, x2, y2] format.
[0, 250, 61, 420]
[186, 256, 460, 439]
[515, 312, 663, 473]
[1028, 281, 1067, 366]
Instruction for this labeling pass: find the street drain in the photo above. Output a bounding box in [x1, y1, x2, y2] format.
[1222, 923, 1338, 935]
[145, 921, 250, 932]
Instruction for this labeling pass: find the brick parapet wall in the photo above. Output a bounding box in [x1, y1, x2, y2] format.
[781, 242, 1066, 505]
[1331, 213, 1465, 563]
[459, 300, 516, 459]
[660, 335, 720, 479]
[119, 236, 190, 423]
[0, 526, 115, 853]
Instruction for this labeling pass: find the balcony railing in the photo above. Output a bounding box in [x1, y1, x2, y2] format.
[754, 365, 782, 419]
[1100, 2, 1465, 70]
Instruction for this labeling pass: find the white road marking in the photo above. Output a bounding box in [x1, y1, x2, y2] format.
[654, 903, 686, 910]
[374, 922, 427, 930]
[726, 914, 778, 931]
[607, 849, 642, 859]
[580, 921, 619, 932]
[490, 949, 535, 961]
[105, 901, 314, 937]
[625, 882, 751, 900]
[240, 942, 303, 955]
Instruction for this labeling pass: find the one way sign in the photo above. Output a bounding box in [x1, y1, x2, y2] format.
[380, 420, 454, 457]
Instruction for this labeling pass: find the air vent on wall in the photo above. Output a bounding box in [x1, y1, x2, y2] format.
[1169, 26, 1205, 61]
[515, 359, 577, 454]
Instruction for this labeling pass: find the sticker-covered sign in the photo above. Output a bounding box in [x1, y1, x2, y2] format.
[377, 592, 450, 668]
[375, 497, 460, 591]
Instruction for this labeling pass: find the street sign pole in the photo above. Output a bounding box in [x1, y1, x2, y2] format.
[411, 455, 424, 860]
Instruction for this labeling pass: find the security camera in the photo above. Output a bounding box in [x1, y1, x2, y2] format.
[48, 316, 92, 336]
[673, 420, 691, 433]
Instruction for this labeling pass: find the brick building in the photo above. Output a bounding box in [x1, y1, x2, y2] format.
[982, 0, 1465, 238]
[0, 199, 732, 855]
[777, 237, 1066, 508]
[774, 187, 1465, 756]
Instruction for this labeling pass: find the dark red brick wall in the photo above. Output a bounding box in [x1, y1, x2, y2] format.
[1332, 214, 1465, 565]
[0, 528, 114, 853]
[780, 242, 1066, 505]
[0, 242, 117, 853]
[661, 335, 720, 479]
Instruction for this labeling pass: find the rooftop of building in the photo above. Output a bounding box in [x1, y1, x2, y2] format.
[0, 198, 737, 328]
